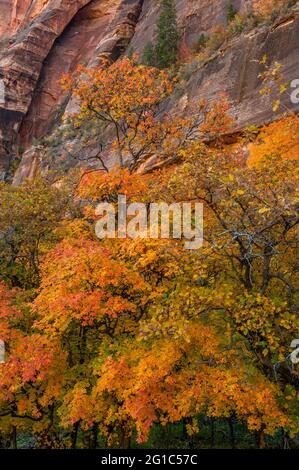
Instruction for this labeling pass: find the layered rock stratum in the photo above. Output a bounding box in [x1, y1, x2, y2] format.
[0, 0, 298, 182]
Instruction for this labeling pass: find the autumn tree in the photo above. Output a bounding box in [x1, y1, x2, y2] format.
[30, 230, 153, 447]
[0, 177, 76, 289]
[61, 58, 175, 172]
[153, 116, 299, 396]
[51, 233, 291, 446]
[0, 282, 66, 447]
[61, 58, 221, 174]
[0, 53, 298, 449]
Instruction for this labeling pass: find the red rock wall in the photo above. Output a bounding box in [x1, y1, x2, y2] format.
[0, 0, 53, 38]
[129, 0, 254, 53]
[18, 0, 120, 148]
[0, 0, 298, 182]
[0, 0, 145, 173]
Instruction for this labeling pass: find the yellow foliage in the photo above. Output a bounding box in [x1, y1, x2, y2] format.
[248, 116, 299, 167]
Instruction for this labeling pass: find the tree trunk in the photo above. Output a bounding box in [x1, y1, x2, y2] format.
[228, 417, 235, 449]
[120, 427, 131, 449]
[210, 417, 215, 448]
[256, 430, 266, 449]
[91, 424, 98, 449]
[10, 426, 17, 449]
[71, 422, 80, 449]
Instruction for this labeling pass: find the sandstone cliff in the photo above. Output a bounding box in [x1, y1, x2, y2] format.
[0, 0, 298, 182]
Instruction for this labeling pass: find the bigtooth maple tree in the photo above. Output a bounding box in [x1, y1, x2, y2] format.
[0, 282, 66, 445]
[61, 57, 233, 173]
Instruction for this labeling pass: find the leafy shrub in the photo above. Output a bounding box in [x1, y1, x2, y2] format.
[227, 3, 237, 23]
[192, 34, 208, 53]
[228, 14, 247, 36]
[206, 25, 228, 52]
[252, 0, 296, 22]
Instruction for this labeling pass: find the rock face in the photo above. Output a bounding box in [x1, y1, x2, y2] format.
[18, 0, 121, 149]
[0, 0, 93, 170]
[9, 1, 53, 34]
[18, 0, 146, 148]
[0, 0, 298, 182]
[0, 0, 144, 173]
[130, 0, 253, 53]
[184, 14, 299, 129]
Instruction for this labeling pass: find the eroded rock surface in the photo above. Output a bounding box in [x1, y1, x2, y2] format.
[0, 0, 145, 173]
[0, 0, 93, 170]
[0, 0, 298, 182]
[18, 0, 121, 148]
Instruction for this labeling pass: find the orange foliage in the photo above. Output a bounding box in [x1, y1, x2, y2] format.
[248, 116, 299, 167]
[79, 167, 153, 203]
[33, 236, 149, 333]
[252, 0, 287, 19]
